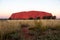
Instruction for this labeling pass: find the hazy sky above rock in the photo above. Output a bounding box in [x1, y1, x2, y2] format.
[0, 0, 60, 18]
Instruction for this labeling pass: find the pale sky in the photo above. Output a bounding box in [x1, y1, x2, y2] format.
[0, 0, 60, 18]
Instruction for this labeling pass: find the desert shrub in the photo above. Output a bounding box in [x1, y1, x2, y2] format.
[0, 20, 60, 40]
[2, 31, 21, 40]
[34, 20, 42, 27]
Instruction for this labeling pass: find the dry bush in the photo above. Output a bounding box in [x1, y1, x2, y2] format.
[0, 20, 60, 34]
[0, 20, 60, 40]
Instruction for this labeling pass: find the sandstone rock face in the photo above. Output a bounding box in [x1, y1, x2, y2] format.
[9, 11, 55, 20]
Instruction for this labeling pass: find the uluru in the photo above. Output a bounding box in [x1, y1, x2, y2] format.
[9, 11, 56, 20]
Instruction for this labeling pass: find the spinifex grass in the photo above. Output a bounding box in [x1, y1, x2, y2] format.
[0, 20, 60, 40]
